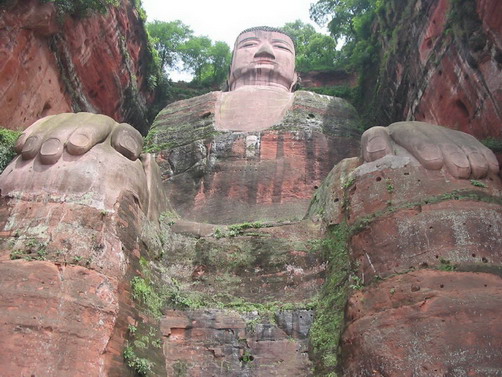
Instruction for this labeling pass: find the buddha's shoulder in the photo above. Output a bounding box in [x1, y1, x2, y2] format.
[291, 90, 358, 118]
[146, 92, 221, 150]
[273, 90, 360, 136]
[152, 91, 221, 129]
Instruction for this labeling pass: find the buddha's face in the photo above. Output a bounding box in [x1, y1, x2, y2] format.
[228, 30, 297, 91]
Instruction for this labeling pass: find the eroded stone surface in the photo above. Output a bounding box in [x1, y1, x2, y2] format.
[153, 218, 323, 376]
[0, 261, 119, 377]
[341, 270, 502, 377]
[312, 151, 502, 375]
[160, 219, 324, 305]
[0, 0, 154, 132]
[0, 189, 164, 376]
[370, 0, 502, 143]
[346, 162, 502, 280]
[161, 309, 313, 377]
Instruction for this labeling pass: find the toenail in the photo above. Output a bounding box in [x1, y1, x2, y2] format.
[40, 138, 61, 156]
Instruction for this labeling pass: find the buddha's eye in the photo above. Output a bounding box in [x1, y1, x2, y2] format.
[241, 42, 258, 48]
[274, 45, 292, 53]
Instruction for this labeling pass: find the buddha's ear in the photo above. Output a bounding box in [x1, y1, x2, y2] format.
[290, 72, 300, 91]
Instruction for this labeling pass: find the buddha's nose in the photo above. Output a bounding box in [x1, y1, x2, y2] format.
[254, 42, 275, 60]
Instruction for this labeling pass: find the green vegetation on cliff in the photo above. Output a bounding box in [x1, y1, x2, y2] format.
[41, 0, 118, 18]
[309, 223, 351, 377]
[310, 0, 382, 70]
[481, 137, 502, 153]
[0, 128, 20, 174]
[308, 0, 383, 127]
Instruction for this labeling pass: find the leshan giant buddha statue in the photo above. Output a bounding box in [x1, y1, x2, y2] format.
[0, 26, 500, 377]
[1, 26, 497, 219]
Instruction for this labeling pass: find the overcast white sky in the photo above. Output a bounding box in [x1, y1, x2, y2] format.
[140, 0, 328, 80]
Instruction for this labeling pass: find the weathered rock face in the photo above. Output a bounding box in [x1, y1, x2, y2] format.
[348, 162, 502, 280]
[299, 70, 358, 89]
[0, 0, 154, 133]
[1, 1, 501, 375]
[154, 218, 324, 377]
[161, 309, 313, 377]
[311, 154, 502, 375]
[0, 190, 165, 376]
[342, 270, 502, 377]
[369, 0, 502, 140]
[0, 260, 119, 377]
[148, 90, 361, 224]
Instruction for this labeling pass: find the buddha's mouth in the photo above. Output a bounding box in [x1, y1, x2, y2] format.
[254, 59, 276, 65]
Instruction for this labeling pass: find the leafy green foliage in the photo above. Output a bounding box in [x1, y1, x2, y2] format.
[41, 0, 118, 18]
[9, 238, 48, 262]
[146, 20, 231, 87]
[147, 20, 193, 71]
[128, 324, 138, 335]
[240, 350, 254, 364]
[439, 258, 456, 272]
[307, 0, 386, 130]
[178, 36, 231, 85]
[470, 179, 488, 188]
[213, 221, 265, 239]
[348, 274, 364, 290]
[0, 128, 20, 174]
[282, 20, 338, 72]
[201, 41, 231, 85]
[178, 36, 210, 79]
[168, 278, 206, 309]
[385, 178, 394, 193]
[123, 344, 152, 376]
[131, 276, 165, 318]
[310, 0, 381, 46]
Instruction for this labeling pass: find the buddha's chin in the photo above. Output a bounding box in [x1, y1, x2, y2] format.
[229, 68, 293, 91]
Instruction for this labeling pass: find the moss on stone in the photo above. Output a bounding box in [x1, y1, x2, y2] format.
[144, 115, 218, 153]
[309, 223, 351, 377]
[481, 137, 502, 153]
[350, 189, 502, 235]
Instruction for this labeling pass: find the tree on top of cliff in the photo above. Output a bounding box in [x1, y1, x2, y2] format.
[41, 0, 119, 18]
[180, 37, 231, 85]
[282, 20, 339, 72]
[307, 1, 384, 128]
[147, 20, 231, 87]
[147, 20, 194, 71]
[310, 0, 380, 46]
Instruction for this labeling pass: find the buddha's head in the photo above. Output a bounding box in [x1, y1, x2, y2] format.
[227, 26, 297, 92]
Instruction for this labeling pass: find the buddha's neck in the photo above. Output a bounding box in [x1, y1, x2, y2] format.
[215, 86, 294, 132]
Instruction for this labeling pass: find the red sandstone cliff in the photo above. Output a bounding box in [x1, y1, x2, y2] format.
[366, 0, 502, 140]
[0, 0, 501, 376]
[0, 0, 155, 134]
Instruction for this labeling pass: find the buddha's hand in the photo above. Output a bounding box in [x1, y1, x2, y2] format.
[361, 121, 499, 179]
[15, 112, 142, 164]
[0, 112, 149, 211]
